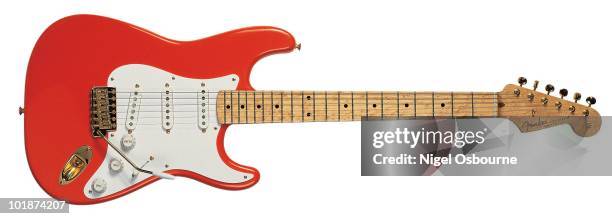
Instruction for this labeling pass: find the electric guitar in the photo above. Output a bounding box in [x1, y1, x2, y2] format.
[22, 15, 600, 204]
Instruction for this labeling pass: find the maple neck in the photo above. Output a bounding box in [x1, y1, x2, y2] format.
[216, 90, 499, 124]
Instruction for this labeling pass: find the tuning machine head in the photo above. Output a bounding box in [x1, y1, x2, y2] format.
[545, 84, 554, 95]
[574, 92, 582, 103]
[559, 88, 568, 99]
[586, 96, 596, 107]
[533, 80, 539, 90]
[518, 77, 527, 87]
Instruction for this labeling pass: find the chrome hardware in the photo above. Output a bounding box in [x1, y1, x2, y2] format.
[533, 80, 539, 90]
[541, 97, 548, 105]
[569, 105, 576, 113]
[583, 109, 590, 116]
[513, 88, 520, 96]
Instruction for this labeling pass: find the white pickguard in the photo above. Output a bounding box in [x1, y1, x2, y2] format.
[84, 64, 252, 199]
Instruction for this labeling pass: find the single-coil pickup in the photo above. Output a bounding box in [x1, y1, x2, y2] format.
[125, 90, 141, 131]
[197, 90, 209, 130]
[161, 83, 174, 131]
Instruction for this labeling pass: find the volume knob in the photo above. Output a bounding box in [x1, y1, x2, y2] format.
[109, 157, 123, 172]
[91, 178, 107, 193]
[121, 134, 136, 151]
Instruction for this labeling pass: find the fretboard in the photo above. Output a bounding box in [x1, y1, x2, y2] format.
[216, 91, 499, 124]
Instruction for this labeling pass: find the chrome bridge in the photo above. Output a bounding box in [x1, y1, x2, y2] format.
[90, 87, 117, 137]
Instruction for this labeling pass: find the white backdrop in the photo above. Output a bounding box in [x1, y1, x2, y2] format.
[3, 0, 612, 218]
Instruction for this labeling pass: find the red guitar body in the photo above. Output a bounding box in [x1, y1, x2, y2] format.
[24, 15, 296, 204]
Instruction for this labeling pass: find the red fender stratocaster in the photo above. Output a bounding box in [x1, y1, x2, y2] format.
[23, 15, 600, 204]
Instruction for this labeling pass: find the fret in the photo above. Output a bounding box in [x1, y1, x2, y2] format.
[451, 92, 473, 117]
[313, 92, 327, 122]
[366, 92, 382, 119]
[433, 92, 453, 117]
[231, 90, 239, 124]
[253, 91, 264, 123]
[324, 91, 328, 121]
[415, 92, 433, 117]
[220, 90, 227, 124]
[271, 91, 282, 123]
[262, 91, 273, 123]
[303, 91, 315, 122]
[238, 91, 247, 124]
[326, 91, 339, 121]
[281, 91, 292, 123]
[352, 92, 366, 120]
[382, 92, 398, 120]
[292, 91, 303, 122]
[473, 92, 497, 117]
[246, 91, 253, 123]
[398, 92, 414, 118]
[339, 92, 353, 121]
[216, 90, 498, 124]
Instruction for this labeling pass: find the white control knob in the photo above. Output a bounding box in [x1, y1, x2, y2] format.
[91, 178, 107, 193]
[121, 134, 136, 151]
[109, 158, 123, 172]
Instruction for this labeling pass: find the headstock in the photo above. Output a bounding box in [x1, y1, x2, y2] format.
[498, 77, 601, 137]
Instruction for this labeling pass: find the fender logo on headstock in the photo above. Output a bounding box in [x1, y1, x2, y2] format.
[519, 116, 570, 130]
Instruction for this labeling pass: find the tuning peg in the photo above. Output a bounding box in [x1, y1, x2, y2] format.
[518, 77, 527, 87]
[533, 80, 539, 90]
[559, 88, 568, 99]
[586, 96, 596, 107]
[545, 84, 554, 94]
[573, 92, 582, 103]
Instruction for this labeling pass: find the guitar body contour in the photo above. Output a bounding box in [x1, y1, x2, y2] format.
[24, 14, 296, 204]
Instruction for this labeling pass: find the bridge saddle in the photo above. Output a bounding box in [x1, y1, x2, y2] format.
[91, 87, 117, 137]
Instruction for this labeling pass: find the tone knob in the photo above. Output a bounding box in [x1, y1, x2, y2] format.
[121, 134, 136, 151]
[91, 178, 107, 193]
[109, 157, 123, 172]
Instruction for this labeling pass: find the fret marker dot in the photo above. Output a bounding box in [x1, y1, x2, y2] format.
[306, 96, 311, 100]
[240, 105, 245, 109]
[344, 104, 348, 108]
[372, 104, 377, 108]
[404, 103, 409, 107]
[257, 105, 261, 109]
[307, 112, 311, 117]
[226, 105, 231, 109]
[441, 103, 446, 107]
[275, 104, 279, 109]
